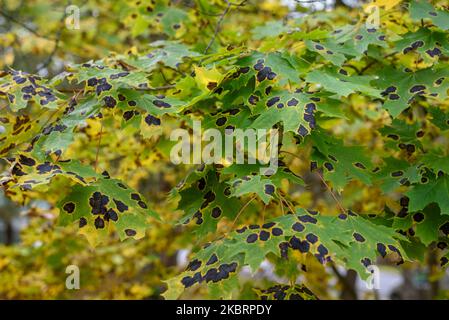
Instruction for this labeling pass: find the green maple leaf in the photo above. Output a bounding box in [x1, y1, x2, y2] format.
[58, 178, 158, 245]
[406, 175, 449, 215]
[0, 70, 61, 111]
[305, 68, 381, 98]
[409, 0, 449, 30]
[252, 21, 290, 40]
[311, 132, 372, 190]
[376, 66, 449, 117]
[394, 28, 449, 62]
[163, 208, 407, 299]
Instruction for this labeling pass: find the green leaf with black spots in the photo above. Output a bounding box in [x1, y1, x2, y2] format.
[255, 284, 318, 300]
[163, 208, 407, 299]
[409, 0, 449, 30]
[306, 40, 347, 66]
[379, 118, 423, 149]
[414, 204, 449, 246]
[394, 28, 449, 61]
[176, 170, 241, 237]
[421, 151, 449, 175]
[229, 175, 276, 205]
[376, 66, 449, 118]
[58, 178, 158, 246]
[125, 41, 201, 70]
[311, 133, 372, 190]
[7, 155, 100, 191]
[305, 68, 382, 98]
[250, 90, 319, 137]
[0, 70, 61, 111]
[406, 175, 449, 215]
[373, 157, 423, 193]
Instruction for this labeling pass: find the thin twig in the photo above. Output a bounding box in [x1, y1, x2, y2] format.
[314, 170, 346, 215]
[203, 1, 232, 55]
[37, 3, 71, 72]
[55, 84, 175, 93]
[0, 10, 56, 40]
[277, 190, 285, 215]
[231, 195, 257, 228]
[280, 150, 346, 214]
[94, 121, 103, 173]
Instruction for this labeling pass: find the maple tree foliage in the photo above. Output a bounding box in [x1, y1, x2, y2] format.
[0, 0, 449, 300]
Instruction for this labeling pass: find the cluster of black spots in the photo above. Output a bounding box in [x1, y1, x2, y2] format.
[125, 228, 137, 236]
[123, 110, 140, 121]
[193, 211, 203, 225]
[246, 233, 258, 243]
[37, 162, 60, 174]
[206, 254, 218, 265]
[211, 206, 222, 218]
[391, 170, 404, 177]
[279, 242, 289, 259]
[437, 241, 448, 250]
[79, 217, 87, 228]
[197, 178, 206, 190]
[354, 162, 366, 169]
[412, 212, 425, 223]
[353, 232, 365, 242]
[181, 262, 238, 288]
[380, 85, 398, 98]
[306, 233, 318, 244]
[264, 184, 275, 195]
[324, 162, 334, 171]
[338, 213, 348, 220]
[63, 202, 76, 214]
[303, 102, 316, 129]
[440, 222, 449, 236]
[89, 191, 109, 215]
[9, 71, 58, 106]
[253, 59, 277, 82]
[289, 236, 309, 253]
[145, 114, 161, 126]
[403, 40, 424, 54]
[215, 116, 227, 126]
[248, 94, 259, 105]
[361, 257, 372, 268]
[103, 96, 117, 108]
[153, 99, 171, 108]
[397, 196, 409, 218]
[298, 214, 317, 224]
[110, 71, 129, 80]
[93, 78, 113, 95]
[292, 222, 305, 232]
[266, 96, 280, 107]
[186, 259, 202, 271]
[105, 208, 118, 222]
[377, 243, 387, 257]
[94, 216, 105, 229]
[201, 190, 216, 209]
[18, 155, 36, 166]
[260, 284, 316, 300]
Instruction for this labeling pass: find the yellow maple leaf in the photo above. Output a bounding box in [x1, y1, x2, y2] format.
[372, 0, 402, 10]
